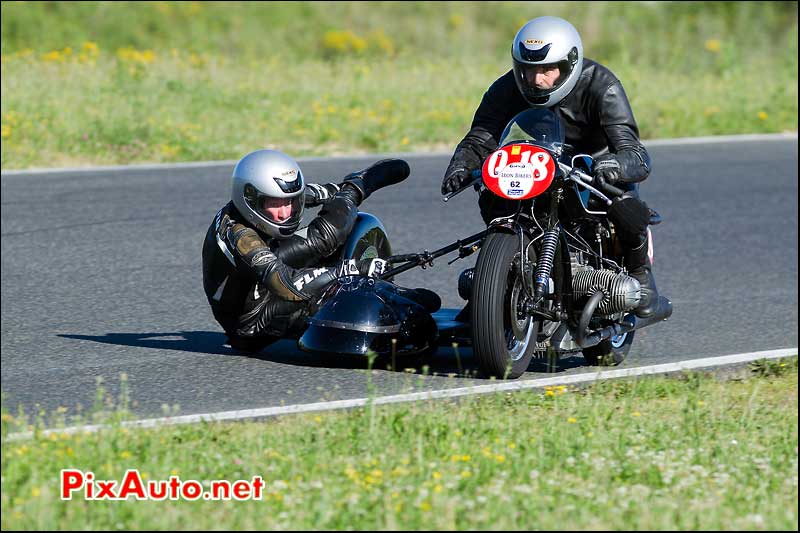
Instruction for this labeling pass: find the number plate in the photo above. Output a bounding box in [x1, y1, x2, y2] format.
[481, 143, 556, 200]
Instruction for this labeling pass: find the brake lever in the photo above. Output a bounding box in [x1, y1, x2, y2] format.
[442, 171, 482, 203]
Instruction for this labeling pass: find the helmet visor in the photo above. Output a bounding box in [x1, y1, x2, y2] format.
[243, 184, 304, 226]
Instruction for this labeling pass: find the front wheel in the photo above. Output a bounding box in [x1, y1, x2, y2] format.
[582, 329, 635, 366]
[471, 232, 539, 379]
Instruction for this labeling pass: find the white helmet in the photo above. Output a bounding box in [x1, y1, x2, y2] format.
[231, 149, 306, 239]
[511, 16, 583, 108]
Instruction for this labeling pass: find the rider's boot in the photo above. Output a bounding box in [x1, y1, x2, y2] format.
[341, 159, 411, 204]
[625, 235, 661, 318]
[454, 267, 475, 322]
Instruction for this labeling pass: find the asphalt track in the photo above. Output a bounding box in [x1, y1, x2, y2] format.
[1, 136, 797, 420]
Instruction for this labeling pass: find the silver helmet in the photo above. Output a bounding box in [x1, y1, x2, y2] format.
[511, 16, 583, 108]
[231, 149, 306, 239]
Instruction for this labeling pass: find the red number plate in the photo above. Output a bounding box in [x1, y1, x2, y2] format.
[481, 143, 556, 200]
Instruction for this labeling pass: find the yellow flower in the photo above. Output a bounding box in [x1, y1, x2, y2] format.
[567, 417, 577, 424]
[322, 30, 367, 54]
[432, 471, 442, 480]
[449, 15, 464, 29]
[460, 469, 472, 478]
[419, 501, 432, 511]
[705, 39, 721, 53]
[495, 454, 506, 463]
[757, 111, 768, 121]
[119, 450, 132, 459]
[545, 390, 555, 397]
[434, 484, 443, 493]
[42, 50, 63, 62]
[82, 41, 99, 55]
[401, 137, 410, 146]
[31, 487, 41, 498]
[632, 411, 642, 417]
[697, 400, 705, 407]
[314, 416, 322, 423]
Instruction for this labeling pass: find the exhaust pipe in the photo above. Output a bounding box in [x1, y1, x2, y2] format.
[576, 291, 673, 349]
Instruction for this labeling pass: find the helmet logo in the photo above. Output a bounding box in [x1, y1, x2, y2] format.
[525, 39, 544, 45]
[273, 174, 303, 193]
[518, 41, 552, 62]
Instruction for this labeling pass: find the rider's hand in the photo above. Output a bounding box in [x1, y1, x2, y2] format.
[441, 166, 470, 195]
[593, 153, 623, 188]
[304, 183, 341, 207]
[359, 258, 388, 278]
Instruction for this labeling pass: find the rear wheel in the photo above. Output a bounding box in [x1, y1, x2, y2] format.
[471, 232, 539, 379]
[582, 329, 635, 366]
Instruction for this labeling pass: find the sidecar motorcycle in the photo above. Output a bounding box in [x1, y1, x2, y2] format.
[299, 109, 672, 378]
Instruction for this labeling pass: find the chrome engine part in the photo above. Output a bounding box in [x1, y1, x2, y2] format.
[572, 268, 641, 316]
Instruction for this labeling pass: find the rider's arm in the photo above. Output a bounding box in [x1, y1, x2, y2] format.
[599, 81, 652, 183]
[274, 185, 361, 269]
[226, 223, 341, 302]
[447, 71, 526, 172]
[304, 182, 341, 207]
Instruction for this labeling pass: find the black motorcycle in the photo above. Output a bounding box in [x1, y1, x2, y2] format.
[299, 109, 672, 379]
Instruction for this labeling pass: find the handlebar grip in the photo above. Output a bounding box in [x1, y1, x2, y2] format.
[573, 167, 625, 199]
[387, 253, 419, 263]
[597, 181, 625, 198]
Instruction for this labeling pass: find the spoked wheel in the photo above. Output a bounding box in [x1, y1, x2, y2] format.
[471, 232, 540, 379]
[582, 328, 635, 366]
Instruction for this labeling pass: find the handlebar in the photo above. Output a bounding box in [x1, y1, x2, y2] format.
[441, 161, 626, 205]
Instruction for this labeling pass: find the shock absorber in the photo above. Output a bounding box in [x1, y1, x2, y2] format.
[534, 229, 559, 298]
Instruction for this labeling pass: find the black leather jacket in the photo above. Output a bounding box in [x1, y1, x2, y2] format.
[446, 59, 651, 183]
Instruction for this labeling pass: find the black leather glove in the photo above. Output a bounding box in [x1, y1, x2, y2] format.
[441, 166, 471, 195]
[593, 153, 623, 188]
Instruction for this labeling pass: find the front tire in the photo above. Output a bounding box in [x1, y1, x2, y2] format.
[471, 232, 539, 379]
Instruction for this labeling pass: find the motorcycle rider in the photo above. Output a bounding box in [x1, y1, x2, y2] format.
[202, 149, 412, 352]
[442, 16, 661, 318]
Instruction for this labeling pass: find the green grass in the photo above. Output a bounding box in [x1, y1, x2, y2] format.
[1, 1, 797, 169]
[2, 358, 797, 530]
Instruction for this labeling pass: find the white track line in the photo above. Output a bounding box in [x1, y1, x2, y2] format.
[4, 348, 796, 442]
[1, 132, 796, 177]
